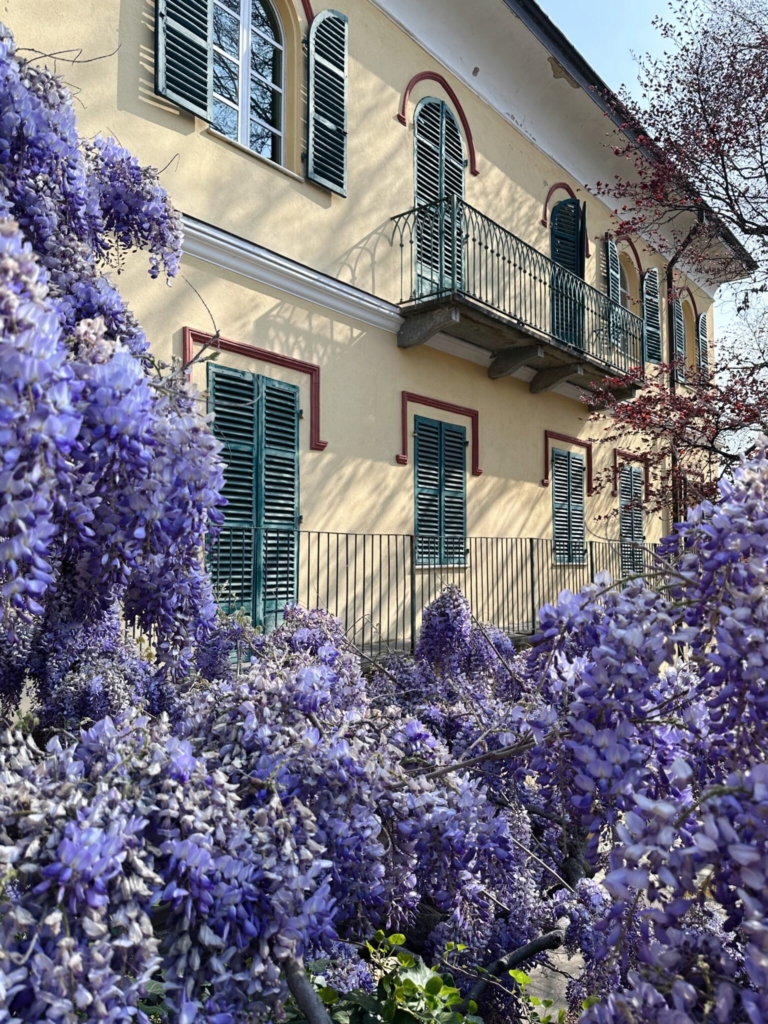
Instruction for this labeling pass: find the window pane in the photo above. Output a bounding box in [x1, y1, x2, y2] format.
[250, 76, 280, 129]
[213, 99, 238, 140]
[252, 0, 279, 40]
[219, 0, 240, 11]
[250, 119, 280, 162]
[213, 52, 239, 104]
[213, 4, 240, 57]
[251, 33, 280, 86]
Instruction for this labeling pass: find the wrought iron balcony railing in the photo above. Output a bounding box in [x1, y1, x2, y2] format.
[391, 197, 645, 376]
[207, 528, 655, 657]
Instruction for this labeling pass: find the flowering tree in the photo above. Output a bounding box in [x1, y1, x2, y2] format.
[0, 23, 225, 722]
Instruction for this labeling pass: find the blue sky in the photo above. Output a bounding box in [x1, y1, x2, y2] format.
[537, 0, 667, 99]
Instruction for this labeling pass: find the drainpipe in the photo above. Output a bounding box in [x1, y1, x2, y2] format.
[666, 210, 705, 524]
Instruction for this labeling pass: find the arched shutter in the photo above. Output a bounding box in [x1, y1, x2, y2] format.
[551, 199, 585, 348]
[673, 298, 686, 382]
[257, 378, 300, 629]
[642, 269, 662, 363]
[619, 464, 644, 577]
[697, 312, 709, 373]
[606, 239, 624, 353]
[307, 10, 348, 196]
[155, 0, 213, 120]
[414, 100, 465, 294]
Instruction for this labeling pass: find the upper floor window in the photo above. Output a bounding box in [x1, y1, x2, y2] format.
[212, 0, 284, 163]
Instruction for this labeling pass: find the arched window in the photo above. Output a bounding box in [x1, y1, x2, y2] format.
[414, 98, 465, 293]
[212, 0, 284, 163]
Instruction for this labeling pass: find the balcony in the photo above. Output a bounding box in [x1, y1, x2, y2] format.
[208, 528, 653, 657]
[391, 198, 644, 390]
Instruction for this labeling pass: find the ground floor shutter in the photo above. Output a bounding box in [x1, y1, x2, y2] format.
[552, 448, 586, 565]
[208, 364, 299, 628]
[414, 415, 466, 565]
[619, 464, 644, 577]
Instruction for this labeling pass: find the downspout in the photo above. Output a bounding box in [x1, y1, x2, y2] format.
[666, 211, 704, 524]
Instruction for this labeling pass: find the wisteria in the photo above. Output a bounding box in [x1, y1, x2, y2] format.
[0, 22, 224, 717]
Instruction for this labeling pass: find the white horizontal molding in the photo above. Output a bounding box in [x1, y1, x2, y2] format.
[181, 215, 404, 333]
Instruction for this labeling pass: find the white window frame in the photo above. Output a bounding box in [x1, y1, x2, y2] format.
[212, 0, 285, 164]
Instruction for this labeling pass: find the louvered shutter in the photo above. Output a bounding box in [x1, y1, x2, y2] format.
[307, 10, 348, 196]
[155, 0, 213, 120]
[551, 199, 585, 348]
[697, 312, 709, 373]
[642, 268, 662, 363]
[442, 422, 466, 564]
[673, 298, 686, 382]
[552, 448, 586, 565]
[414, 416, 466, 566]
[606, 239, 624, 354]
[414, 99, 465, 295]
[414, 416, 441, 565]
[207, 364, 257, 617]
[619, 464, 645, 577]
[257, 378, 300, 629]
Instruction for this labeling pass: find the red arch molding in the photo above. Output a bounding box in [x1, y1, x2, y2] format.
[541, 183, 590, 258]
[541, 430, 594, 495]
[183, 327, 328, 451]
[397, 72, 479, 177]
[616, 235, 644, 278]
[679, 284, 699, 320]
[301, 0, 314, 25]
[396, 391, 482, 475]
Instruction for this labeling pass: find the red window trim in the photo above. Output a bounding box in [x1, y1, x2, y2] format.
[396, 391, 482, 475]
[183, 327, 328, 451]
[612, 449, 650, 502]
[541, 182, 591, 257]
[397, 71, 480, 177]
[542, 430, 594, 494]
[615, 235, 644, 278]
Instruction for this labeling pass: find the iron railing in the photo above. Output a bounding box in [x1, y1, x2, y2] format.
[207, 528, 654, 658]
[391, 197, 645, 375]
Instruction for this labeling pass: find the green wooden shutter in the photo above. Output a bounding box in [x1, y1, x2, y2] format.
[673, 298, 686, 382]
[642, 268, 662, 363]
[207, 364, 257, 617]
[307, 9, 348, 196]
[442, 422, 467, 564]
[257, 378, 300, 629]
[155, 0, 213, 120]
[619, 464, 644, 577]
[551, 199, 585, 348]
[414, 416, 441, 565]
[552, 448, 585, 565]
[414, 416, 466, 565]
[606, 239, 624, 353]
[697, 311, 709, 373]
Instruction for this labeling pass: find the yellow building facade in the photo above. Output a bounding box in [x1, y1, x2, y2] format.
[6, 0, 725, 642]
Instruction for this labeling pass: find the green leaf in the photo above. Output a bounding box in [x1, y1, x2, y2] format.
[347, 993, 384, 1016]
[444, 942, 455, 952]
[398, 952, 416, 967]
[581, 997, 601, 1010]
[467, 1001, 478, 1014]
[508, 969, 531, 987]
[456, 944, 467, 952]
[373, 930, 386, 944]
[388, 934, 406, 946]
[542, 999, 553, 1008]
[424, 976, 444, 996]
[145, 980, 166, 996]
[319, 988, 340, 1005]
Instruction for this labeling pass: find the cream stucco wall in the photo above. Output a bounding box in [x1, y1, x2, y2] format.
[4, 0, 711, 550]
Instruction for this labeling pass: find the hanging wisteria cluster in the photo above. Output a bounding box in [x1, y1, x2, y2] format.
[0, 22, 224, 718]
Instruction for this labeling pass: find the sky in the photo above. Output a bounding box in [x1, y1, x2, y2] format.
[536, 0, 667, 100]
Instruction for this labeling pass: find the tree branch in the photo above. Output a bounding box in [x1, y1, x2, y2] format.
[284, 956, 334, 1024]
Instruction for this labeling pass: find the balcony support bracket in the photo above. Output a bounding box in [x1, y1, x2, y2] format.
[489, 344, 545, 380]
[398, 305, 461, 348]
[530, 363, 584, 393]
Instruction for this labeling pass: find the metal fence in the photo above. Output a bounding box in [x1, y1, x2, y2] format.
[207, 529, 651, 658]
[391, 197, 645, 375]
